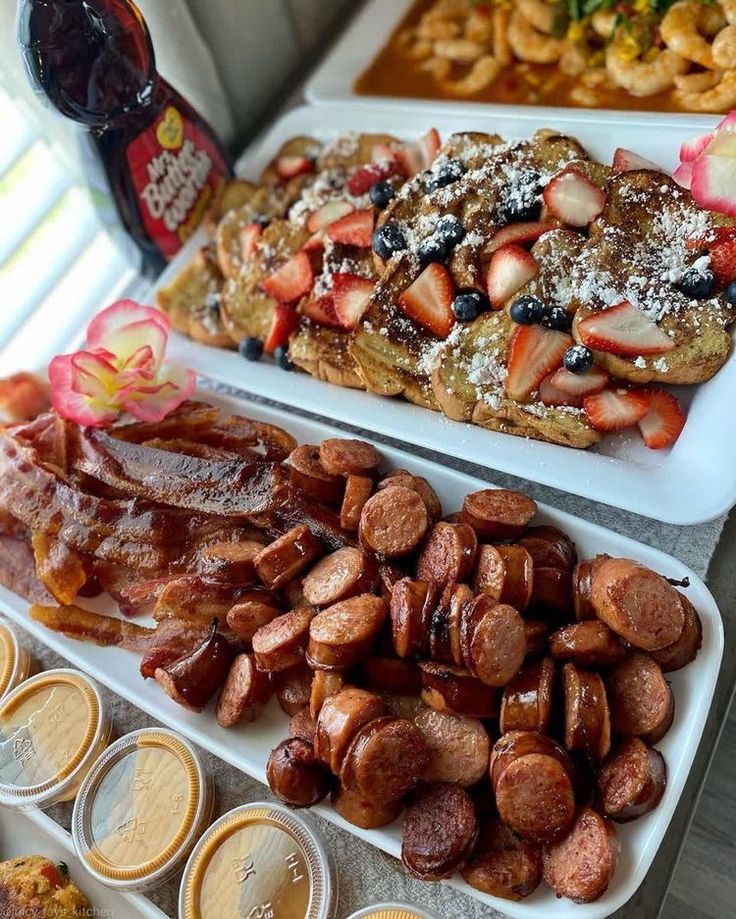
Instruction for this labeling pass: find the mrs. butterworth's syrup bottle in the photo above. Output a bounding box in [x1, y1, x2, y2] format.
[18, 0, 232, 274]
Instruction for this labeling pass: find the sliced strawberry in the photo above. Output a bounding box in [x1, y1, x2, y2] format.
[262, 251, 314, 303]
[396, 128, 441, 178]
[307, 201, 354, 233]
[709, 237, 736, 285]
[372, 142, 399, 165]
[505, 325, 572, 402]
[348, 161, 399, 196]
[583, 388, 649, 432]
[302, 295, 342, 329]
[543, 167, 607, 227]
[398, 263, 455, 338]
[686, 227, 736, 251]
[486, 244, 539, 309]
[550, 365, 609, 397]
[40, 864, 64, 889]
[485, 221, 558, 254]
[637, 388, 686, 449]
[276, 155, 314, 180]
[612, 148, 661, 173]
[539, 372, 582, 407]
[302, 231, 325, 252]
[576, 301, 674, 356]
[264, 304, 300, 353]
[240, 222, 262, 262]
[332, 273, 374, 329]
[326, 208, 375, 247]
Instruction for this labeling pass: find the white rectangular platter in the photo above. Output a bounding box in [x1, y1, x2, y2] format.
[0, 391, 724, 919]
[155, 103, 734, 524]
[305, 0, 716, 131]
[0, 806, 166, 919]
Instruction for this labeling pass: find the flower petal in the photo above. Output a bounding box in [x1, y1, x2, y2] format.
[48, 354, 118, 427]
[691, 154, 736, 218]
[680, 132, 713, 163]
[715, 110, 736, 134]
[120, 364, 196, 422]
[102, 320, 168, 376]
[87, 300, 170, 349]
[672, 160, 693, 189]
[69, 351, 118, 400]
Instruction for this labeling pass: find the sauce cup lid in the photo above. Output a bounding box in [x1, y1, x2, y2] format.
[0, 619, 29, 701]
[0, 668, 110, 807]
[72, 728, 213, 890]
[346, 906, 443, 919]
[179, 801, 337, 919]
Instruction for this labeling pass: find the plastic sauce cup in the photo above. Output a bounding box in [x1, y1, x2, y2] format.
[0, 618, 33, 701]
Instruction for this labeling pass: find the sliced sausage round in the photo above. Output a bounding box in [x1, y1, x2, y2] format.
[252, 606, 316, 672]
[460, 489, 537, 541]
[378, 470, 443, 522]
[606, 652, 674, 744]
[500, 657, 555, 734]
[362, 656, 422, 695]
[340, 715, 429, 803]
[524, 619, 550, 659]
[549, 621, 629, 668]
[416, 521, 477, 589]
[332, 784, 402, 829]
[519, 525, 577, 573]
[474, 544, 506, 599]
[529, 566, 572, 618]
[319, 438, 382, 476]
[253, 525, 323, 589]
[274, 662, 313, 716]
[650, 593, 702, 672]
[340, 474, 373, 531]
[420, 661, 499, 719]
[542, 806, 620, 903]
[414, 707, 490, 787]
[591, 557, 685, 651]
[286, 444, 344, 503]
[562, 663, 611, 761]
[226, 589, 281, 642]
[289, 707, 317, 744]
[359, 486, 428, 558]
[496, 545, 534, 612]
[462, 596, 526, 687]
[390, 578, 431, 658]
[401, 783, 478, 881]
[572, 559, 597, 622]
[266, 738, 330, 807]
[490, 731, 574, 791]
[307, 594, 387, 670]
[302, 547, 377, 606]
[216, 653, 273, 727]
[309, 670, 344, 719]
[199, 539, 263, 584]
[461, 817, 542, 901]
[314, 685, 386, 774]
[494, 753, 576, 844]
[596, 737, 666, 822]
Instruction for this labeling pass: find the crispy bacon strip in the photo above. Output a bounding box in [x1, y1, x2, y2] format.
[140, 619, 211, 678]
[29, 604, 155, 651]
[0, 535, 55, 604]
[32, 532, 90, 604]
[153, 576, 241, 625]
[112, 401, 221, 443]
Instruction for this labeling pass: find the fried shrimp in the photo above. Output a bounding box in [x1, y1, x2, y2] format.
[440, 55, 503, 95]
[713, 26, 736, 69]
[518, 0, 558, 35]
[508, 8, 566, 64]
[661, 1, 716, 69]
[606, 45, 688, 95]
[673, 67, 736, 111]
[673, 69, 723, 92]
[591, 10, 617, 39]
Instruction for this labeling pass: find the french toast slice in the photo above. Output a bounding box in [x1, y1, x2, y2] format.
[351, 130, 593, 408]
[431, 229, 600, 449]
[570, 171, 736, 384]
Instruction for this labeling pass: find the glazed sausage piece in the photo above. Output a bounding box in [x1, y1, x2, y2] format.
[307, 594, 388, 670]
[428, 582, 470, 664]
[274, 662, 313, 716]
[519, 525, 577, 573]
[414, 707, 490, 787]
[332, 784, 402, 829]
[606, 652, 674, 744]
[314, 685, 386, 774]
[252, 607, 316, 673]
[416, 521, 477, 589]
[266, 737, 330, 808]
[597, 737, 666, 822]
[319, 438, 382, 476]
[254, 525, 323, 590]
[473, 544, 506, 599]
[490, 731, 574, 793]
[390, 578, 431, 658]
[650, 593, 703, 672]
[460, 489, 537, 541]
[549, 621, 629, 668]
[461, 817, 542, 902]
[362, 656, 422, 695]
[359, 486, 428, 558]
[528, 566, 572, 618]
[495, 545, 534, 612]
[494, 753, 576, 844]
[462, 595, 527, 687]
[309, 670, 344, 719]
[340, 715, 429, 803]
[542, 807, 620, 903]
[199, 540, 263, 584]
[302, 547, 377, 607]
[378, 470, 443, 522]
[340, 474, 373, 531]
[401, 783, 478, 881]
[562, 663, 611, 761]
[499, 657, 555, 734]
[524, 619, 550, 659]
[285, 444, 344, 503]
[590, 557, 685, 651]
[216, 653, 273, 728]
[420, 661, 499, 719]
[289, 707, 317, 744]
[572, 559, 597, 621]
[226, 589, 281, 642]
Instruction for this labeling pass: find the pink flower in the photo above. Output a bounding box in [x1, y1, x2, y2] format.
[49, 300, 196, 426]
[674, 111, 736, 217]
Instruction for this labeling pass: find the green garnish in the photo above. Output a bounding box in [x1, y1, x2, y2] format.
[57, 861, 69, 878]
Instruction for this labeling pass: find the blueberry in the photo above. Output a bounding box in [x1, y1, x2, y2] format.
[542, 306, 573, 332]
[435, 215, 465, 248]
[239, 336, 263, 361]
[504, 199, 541, 223]
[726, 280, 736, 305]
[563, 345, 594, 374]
[274, 345, 293, 371]
[417, 235, 450, 265]
[369, 180, 395, 209]
[426, 158, 466, 192]
[372, 223, 407, 260]
[452, 290, 489, 322]
[510, 295, 546, 325]
[679, 267, 715, 299]
[204, 292, 220, 314]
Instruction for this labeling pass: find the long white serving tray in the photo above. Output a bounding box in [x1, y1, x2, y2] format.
[0, 806, 166, 919]
[0, 391, 723, 919]
[154, 104, 733, 524]
[305, 0, 717, 131]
